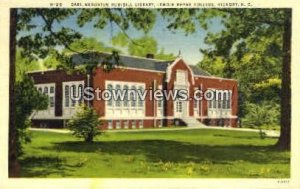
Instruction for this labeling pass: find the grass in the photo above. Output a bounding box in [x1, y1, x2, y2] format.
[19, 129, 290, 178]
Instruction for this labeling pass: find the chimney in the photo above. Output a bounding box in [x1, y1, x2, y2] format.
[146, 53, 154, 59]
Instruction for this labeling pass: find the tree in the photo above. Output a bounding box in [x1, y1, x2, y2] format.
[67, 104, 102, 142]
[162, 8, 291, 150]
[198, 9, 291, 150]
[112, 33, 176, 60]
[10, 8, 157, 176]
[15, 76, 48, 154]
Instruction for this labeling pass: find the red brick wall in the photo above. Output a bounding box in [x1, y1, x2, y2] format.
[92, 67, 165, 118]
[166, 59, 195, 117]
[28, 70, 87, 117]
[28, 62, 238, 128]
[193, 76, 238, 118]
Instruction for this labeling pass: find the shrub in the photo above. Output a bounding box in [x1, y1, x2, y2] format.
[67, 104, 102, 142]
[15, 76, 48, 155]
[242, 102, 280, 128]
[242, 102, 280, 138]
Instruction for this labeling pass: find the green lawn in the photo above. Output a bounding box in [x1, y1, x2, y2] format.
[19, 129, 290, 178]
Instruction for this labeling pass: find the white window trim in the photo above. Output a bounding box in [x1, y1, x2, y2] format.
[62, 81, 85, 118]
[105, 80, 146, 118]
[32, 83, 56, 119]
[207, 88, 232, 118]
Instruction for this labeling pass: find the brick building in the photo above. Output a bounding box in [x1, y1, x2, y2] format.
[28, 52, 238, 129]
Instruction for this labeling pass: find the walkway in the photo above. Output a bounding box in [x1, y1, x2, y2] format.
[29, 126, 279, 137]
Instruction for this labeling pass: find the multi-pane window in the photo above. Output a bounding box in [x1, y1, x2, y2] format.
[63, 81, 85, 109]
[132, 120, 136, 129]
[115, 85, 121, 107]
[123, 85, 129, 107]
[78, 84, 83, 103]
[158, 100, 162, 108]
[227, 98, 231, 109]
[176, 101, 182, 112]
[194, 100, 197, 108]
[65, 86, 69, 107]
[131, 86, 136, 107]
[107, 84, 113, 107]
[138, 86, 143, 107]
[124, 120, 129, 129]
[116, 120, 121, 129]
[49, 97, 54, 107]
[44, 87, 48, 94]
[108, 120, 113, 129]
[71, 85, 76, 107]
[207, 89, 232, 118]
[50, 86, 54, 94]
[105, 81, 145, 117]
[35, 83, 55, 111]
[213, 100, 216, 108]
[139, 120, 143, 129]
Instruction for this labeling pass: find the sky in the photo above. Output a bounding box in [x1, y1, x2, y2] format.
[20, 10, 224, 65]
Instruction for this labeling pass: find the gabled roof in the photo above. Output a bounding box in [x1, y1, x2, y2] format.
[72, 52, 211, 77]
[189, 65, 211, 77]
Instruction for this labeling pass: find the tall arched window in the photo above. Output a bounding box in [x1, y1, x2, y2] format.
[44, 86, 48, 94]
[115, 84, 121, 107]
[138, 86, 143, 107]
[65, 85, 69, 107]
[50, 86, 54, 94]
[131, 86, 136, 107]
[71, 85, 76, 107]
[107, 84, 113, 107]
[123, 85, 129, 107]
[78, 84, 83, 104]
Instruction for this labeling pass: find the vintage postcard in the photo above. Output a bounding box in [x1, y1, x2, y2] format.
[0, 0, 299, 189]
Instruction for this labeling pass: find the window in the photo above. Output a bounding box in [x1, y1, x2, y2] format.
[44, 86, 48, 94]
[207, 89, 232, 118]
[107, 84, 113, 107]
[176, 101, 182, 112]
[131, 120, 136, 129]
[115, 85, 121, 107]
[158, 100, 162, 108]
[138, 86, 143, 107]
[65, 86, 69, 107]
[105, 81, 146, 117]
[176, 70, 187, 84]
[108, 120, 113, 129]
[139, 120, 143, 129]
[222, 100, 226, 109]
[35, 83, 55, 114]
[78, 84, 83, 103]
[116, 120, 121, 129]
[227, 98, 231, 109]
[213, 100, 216, 108]
[123, 85, 129, 107]
[63, 81, 85, 109]
[158, 120, 162, 128]
[50, 86, 54, 93]
[194, 99, 198, 108]
[217, 100, 221, 109]
[131, 86, 136, 107]
[50, 96, 54, 107]
[124, 120, 129, 129]
[71, 85, 76, 107]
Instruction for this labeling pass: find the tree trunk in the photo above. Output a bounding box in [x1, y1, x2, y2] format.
[276, 10, 291, 150]
[9, 8, 19, 177]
